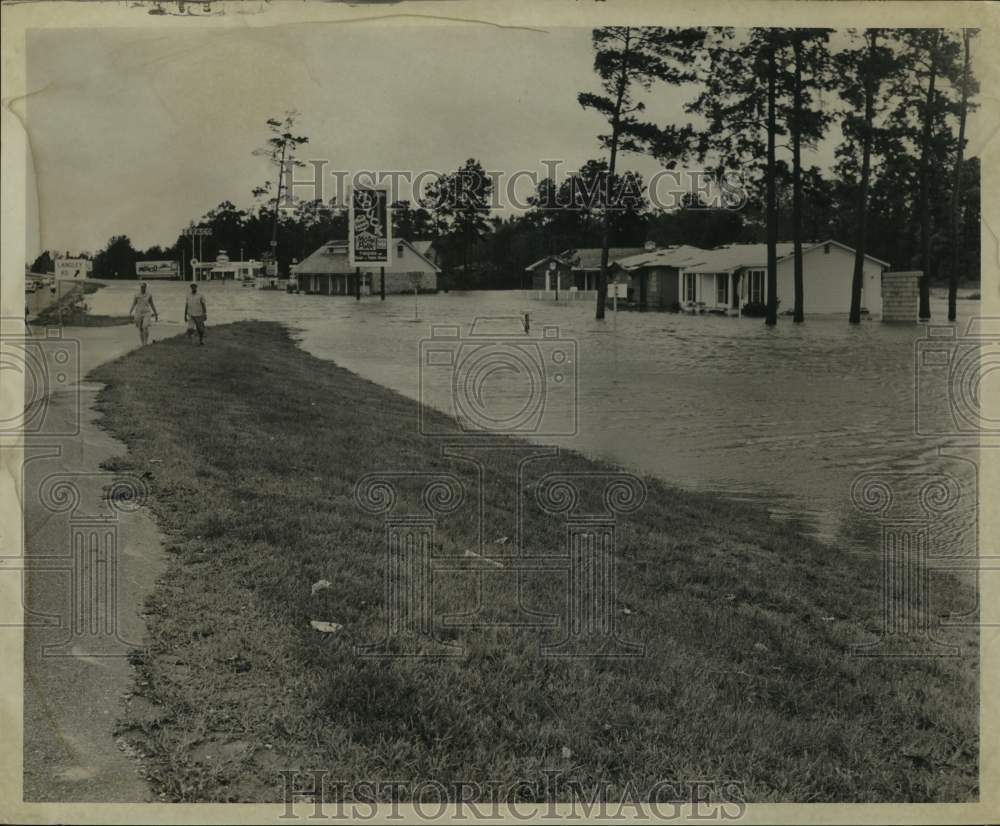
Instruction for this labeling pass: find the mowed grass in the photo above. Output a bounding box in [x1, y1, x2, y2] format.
[91, 321, 978, 803]
[31, 281, 130, 327]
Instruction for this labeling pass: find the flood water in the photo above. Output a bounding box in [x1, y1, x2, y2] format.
[85, 281, 983, 555]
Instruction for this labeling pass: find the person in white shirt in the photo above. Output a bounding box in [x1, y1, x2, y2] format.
[128, 282, 159, 346]
[184, 282, 208, 345]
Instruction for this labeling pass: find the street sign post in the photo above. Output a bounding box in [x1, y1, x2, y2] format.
[181, 225, 212, 280]
[55, 258, 91, 280]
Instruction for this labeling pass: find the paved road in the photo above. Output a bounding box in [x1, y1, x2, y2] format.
[19, 325, 167, 801]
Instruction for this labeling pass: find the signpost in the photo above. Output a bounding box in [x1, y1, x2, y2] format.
[55, 258, 91, 280]
[348, 186, 391, 268]
[181, 224, 212, 280]
[52, 258, 92, 327]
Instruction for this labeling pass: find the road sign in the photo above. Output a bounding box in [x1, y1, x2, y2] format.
[181, 227, 213, 237]
[55, 258, 91, 279]
[349, 186, 391, 267]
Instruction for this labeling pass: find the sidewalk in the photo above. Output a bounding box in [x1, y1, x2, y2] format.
[21, 325, 167, 801]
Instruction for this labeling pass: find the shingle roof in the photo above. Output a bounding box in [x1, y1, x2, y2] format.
[565, 247, 646, 271]
[681, 243, 796, 274]
[295, 239, 440, 275]
[614, 245, 708, 271]
[681, 240, 890, 273]
[525, 247, 648, 272]
[295, 242, 355, 275]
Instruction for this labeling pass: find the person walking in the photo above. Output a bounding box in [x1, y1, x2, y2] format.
[184, 282, 208, 345]
[129, 282, 159, 346]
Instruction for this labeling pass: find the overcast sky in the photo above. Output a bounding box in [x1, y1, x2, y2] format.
[26, 23, 839, 257]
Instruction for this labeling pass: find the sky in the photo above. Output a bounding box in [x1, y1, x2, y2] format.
[25, 23, 841, 258]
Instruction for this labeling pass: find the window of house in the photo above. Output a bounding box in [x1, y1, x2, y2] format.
[749, 270, 764, 304]
[684, 272, 697, 302]
[716, 273, 728, 305]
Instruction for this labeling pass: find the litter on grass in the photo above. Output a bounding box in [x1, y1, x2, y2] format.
[310, 620, 342, 634]
[311, 579, 332, 596]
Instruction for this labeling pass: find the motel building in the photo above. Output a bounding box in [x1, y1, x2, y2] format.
[191, 251, 264, 282]
[293, 238, 441, 295]
[601, 240, 888, 317]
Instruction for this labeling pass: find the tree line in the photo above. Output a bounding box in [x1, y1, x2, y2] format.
[576, 26, 979, 323]
[36, 27, 979, 323]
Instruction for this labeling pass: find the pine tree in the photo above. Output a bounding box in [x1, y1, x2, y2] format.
[836, 29, 901, 323]
[948, 29, 978, 321]
[579, 26, 704, 320]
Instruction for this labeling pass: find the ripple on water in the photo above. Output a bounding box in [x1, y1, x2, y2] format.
[89, 282, 980, 553]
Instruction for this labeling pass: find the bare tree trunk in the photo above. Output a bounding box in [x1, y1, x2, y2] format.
[850, 31, 877, 324]
[948, 29, 971, 322]
[766, 42, 778, 327]
[792, 38, 805, 323]
[917, 32, 940, 321]
[271, 141, 288, 272]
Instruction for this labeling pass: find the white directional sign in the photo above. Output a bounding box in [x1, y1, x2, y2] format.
[55, 258, 92, 279]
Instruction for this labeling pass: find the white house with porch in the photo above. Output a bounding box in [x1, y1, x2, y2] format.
[675, 240, 888, 317]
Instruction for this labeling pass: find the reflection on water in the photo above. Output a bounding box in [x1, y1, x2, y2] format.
[88, 281, 981, 554]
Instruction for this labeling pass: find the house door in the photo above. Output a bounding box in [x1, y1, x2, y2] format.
[639, 273, 648, 308]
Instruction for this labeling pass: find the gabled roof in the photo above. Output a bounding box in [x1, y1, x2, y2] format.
[524, 253, 573, 272]
[566, 247, 646, 271]
[295, 238, 441, 275]
[681, 243, 796, 274]
[614, 245, 708, 272]
[681, 240, 890, 274]
[525, 247, 645, 272]
[795, 239, 890, 268]
[411, 240, 435, 258]
[295, 241, 354, 275]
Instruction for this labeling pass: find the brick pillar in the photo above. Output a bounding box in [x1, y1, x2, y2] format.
[881, 271, 921, 323]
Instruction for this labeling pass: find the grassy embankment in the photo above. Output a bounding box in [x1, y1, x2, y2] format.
[31, 280, 131, 327]
[92, 321, 978, 803]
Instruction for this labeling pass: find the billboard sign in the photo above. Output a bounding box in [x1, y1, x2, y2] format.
[349, 186, 391, 266]
[136, 260, 179, 279]
[55, 258, 92, 279]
